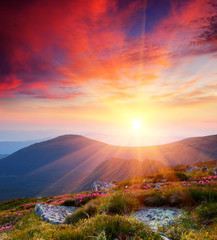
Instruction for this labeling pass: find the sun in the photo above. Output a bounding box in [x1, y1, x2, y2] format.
[132, 119, 142, 130]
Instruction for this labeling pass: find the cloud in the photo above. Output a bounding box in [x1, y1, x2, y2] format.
[0, 0, 216, 105]
[0, 0, 148, 99]
[0, 76, 22, 91]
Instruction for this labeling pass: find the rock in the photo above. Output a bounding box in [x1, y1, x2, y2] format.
[130, 208, 180, 240]
[186, 166, 201, 173]
[131, 208, 183, 230]
[161, 179, 167, 182]
[92, 181, 115, 191]
[34, 204, 77, 225]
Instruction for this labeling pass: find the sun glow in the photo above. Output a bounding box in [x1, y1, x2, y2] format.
[132, 119, 142, 130]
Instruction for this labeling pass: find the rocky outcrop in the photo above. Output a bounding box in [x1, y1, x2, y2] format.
[34, 204, 77, 224]
[131, 208, 183, 230]
[91, 181, 115, 191]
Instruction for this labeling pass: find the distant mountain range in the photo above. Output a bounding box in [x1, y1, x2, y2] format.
[0, 134, 217, 201]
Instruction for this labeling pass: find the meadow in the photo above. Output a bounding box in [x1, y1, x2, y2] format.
[1, 167, 217, 240]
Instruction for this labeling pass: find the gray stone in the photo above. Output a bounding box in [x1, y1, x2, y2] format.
[34, 204, 77, 225]
[130, 208, 183, 230]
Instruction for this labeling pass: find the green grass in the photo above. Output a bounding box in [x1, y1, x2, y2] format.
[63, 214, 161, 240]
[130, 184, 217, 208]
[194, 202, 217, 224]
[65, 199, 99, 224]
[3, 213, 161, 240]
[160, 208, 217, 240]
[1, 169, 217, 240]
[65, 191, 140, 224]
[99, 191, 140, 215]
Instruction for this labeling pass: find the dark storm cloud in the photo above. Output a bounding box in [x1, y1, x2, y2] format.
[199, 2, 217, 42]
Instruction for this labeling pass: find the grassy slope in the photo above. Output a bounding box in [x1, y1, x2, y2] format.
[1, 134, 217, 201]
[1, 167, 217, 239]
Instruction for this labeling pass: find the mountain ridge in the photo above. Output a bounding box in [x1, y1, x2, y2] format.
[0, 133, 217, 201]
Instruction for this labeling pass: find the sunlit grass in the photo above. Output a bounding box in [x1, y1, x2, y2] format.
[1, 168, 217, 240]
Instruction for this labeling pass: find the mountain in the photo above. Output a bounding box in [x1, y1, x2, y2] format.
[1, 134, 217, 201]
[0, 140, 45, 154]
[76, 158, 167, 192]
[0, 154, 9, 159]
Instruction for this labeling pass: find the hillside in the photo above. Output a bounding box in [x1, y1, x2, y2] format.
[1, 134, 217, 201]
[0, 135, 112, 201]
[76, 158, 167, 192]
[1, 166, 217, 240]
[0, 140, 42, 154]
[0, 154, 9, 159]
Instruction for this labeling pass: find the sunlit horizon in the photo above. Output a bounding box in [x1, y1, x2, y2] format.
[0, 0, 217, 146]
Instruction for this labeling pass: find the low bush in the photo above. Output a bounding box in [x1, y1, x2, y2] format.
[194, 202, 217, 225]
[134, 184, 217, 208]
[61, 192, 105, 207]
[65, 191, 140, 224]
[100, 191, 140, 215]
[134, 187, 189, 207]
[57, 214, 161, 240]
[65, 199, 99, 224]
[154, 171, 189, 182]
[61, 199, 77, 207]
[186, 186, 217, 204]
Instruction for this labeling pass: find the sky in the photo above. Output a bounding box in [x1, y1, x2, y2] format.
[0, 0, 217, 145]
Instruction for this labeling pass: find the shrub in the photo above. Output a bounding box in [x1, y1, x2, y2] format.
[99, 192, 140, 215]
[57, 214, 161, 240]
[187, 186, 217, 204]
[61, 199, 77, 207]
[194, 202, 217, 224]
[61, 192, 104, 207]
[135, 187, 188, 207]
[65, 191, 140, 224]
[175, 172, 189, 181]
[65, 199, 99, 224]
[144, 191, 166, 206]
[135, 184, 217, 208]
